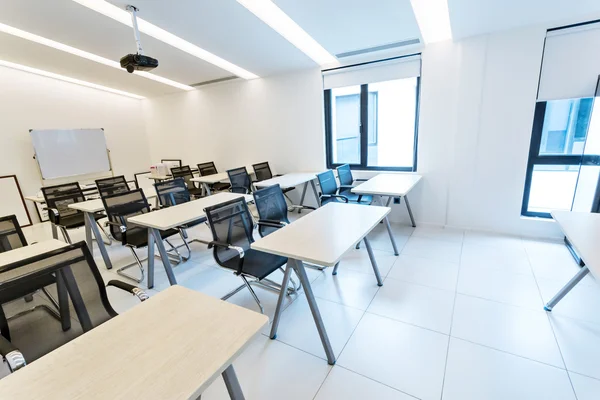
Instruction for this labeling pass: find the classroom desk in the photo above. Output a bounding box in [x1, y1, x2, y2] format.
[254, 172, 321, 208]
[146, 174, 172, 182]
[127, 192, 253, 289]
[351, 174, 422, 255]
[544, 211, 600, 311]
[67, 188, 157, 271]
[190, 165, 255, 195]
[0, 240, 68, 272]
[0, 285, 267, 400]
[252, 202, 390, 365]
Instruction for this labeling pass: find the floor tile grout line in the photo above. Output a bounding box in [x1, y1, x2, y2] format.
[522, 242, 579, 399]
[331, 365, 422, 400]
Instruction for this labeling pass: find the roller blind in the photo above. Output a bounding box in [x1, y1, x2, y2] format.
[322, 55, 421, 90]
[538, 23, 600, 101]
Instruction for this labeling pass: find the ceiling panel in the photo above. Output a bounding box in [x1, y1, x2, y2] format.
[448, 0, 600, 39]
[274, 0, 421, 56]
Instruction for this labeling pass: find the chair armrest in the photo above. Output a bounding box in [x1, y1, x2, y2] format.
[107, 280, 149, 302]
[320, 194, 349, 203]
[0, 335, 26, 373]
[257, 219, 287, 229]
[289, 205, 316, 211]
[339, 184, 355, 191]
[208, 241, 245, 274]
[43, 207, 60, 224]
[356, 178, 369, 182]
[230, 186, 250, 194]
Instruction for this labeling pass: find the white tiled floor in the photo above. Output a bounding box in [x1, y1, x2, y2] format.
[10, 219, 600, 399]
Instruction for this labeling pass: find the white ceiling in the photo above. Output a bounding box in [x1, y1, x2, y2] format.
[0, 0, 600, 98]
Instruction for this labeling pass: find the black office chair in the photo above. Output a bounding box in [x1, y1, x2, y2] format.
[170, 166, 203, 198]
[41, 182, 110, 244]
[227, 167, 253, 194]
[0, 242, 148, 373]
[197, 162, 231, 192]
[253, 162, 295, 201]
[95, 176, 130, 197]
[101, 189, 182, 283]
[316, 170, 373, 206]
[204, 197, 294, 314]
[154, 178, 208, 257]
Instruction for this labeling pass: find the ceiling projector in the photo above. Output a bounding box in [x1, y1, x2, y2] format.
[120, 5, 158, 73]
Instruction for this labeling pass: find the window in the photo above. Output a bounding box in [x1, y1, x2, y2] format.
[323, 56, 421, 171]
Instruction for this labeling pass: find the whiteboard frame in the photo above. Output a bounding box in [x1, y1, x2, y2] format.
[0, 175, 32, 227]
[30, 128, 114, 181]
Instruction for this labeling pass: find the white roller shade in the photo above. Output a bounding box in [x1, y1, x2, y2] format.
[539, 23, 600, 101]
[322, 55, 421, 89]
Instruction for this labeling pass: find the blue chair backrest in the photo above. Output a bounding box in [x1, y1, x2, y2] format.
[317, 170, 338, 196]
[337, 164, 353, 186]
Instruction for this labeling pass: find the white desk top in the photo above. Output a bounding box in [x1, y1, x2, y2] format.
[147, 174, 172, 181]
[254, 172, 319, 189]
[67, 188, 157, 213]
[252, 202, 390, 267]
[352, 174, 422, 197]
[128, 192, 252, 230]
[0, 286, 267, 399]
[24, 195, 46, 204]
[0, 240, 68, 269]
[191, 165, 255, 184]
[552, 211, 600, 280]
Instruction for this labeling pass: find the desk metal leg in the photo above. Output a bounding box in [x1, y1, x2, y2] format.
[292, 258, 335, 365]
[298, 182, 308, 213]
[55, 273, 71, 331]
[203, 183, 212, 196]
[51, 223, 58, 239]
[404, 195, 416, 227]
[310, 180, 321, 207]
[84, 213, 93, 254]
[222, 365, 246, 400]
[152, 228, 178, 286]
[364, 237, 383, 286]
[85, 212, 113, 270]
[269, 263, 294, 339]
[59, 267, 93, 332]
[147, 228, 155, 289]
[544, 266, 590, 311]
[379, 197, 399, 256]
[332, 262, 340, 275]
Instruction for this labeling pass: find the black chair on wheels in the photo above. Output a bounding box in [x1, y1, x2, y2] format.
[95, 176, 130, 197]
[170, 166, 204, 198]
[316, 170, 373, 206]
[197, 162, 231, 192]
[41, 182, 111, 244]
[154, 178, 208, 258]
[0, 242, 148, 373]
[253, 162, 295, 203]
[204, 197, 295, 314]
[227, 167, 253, 194]
[101, 189, 182, 283]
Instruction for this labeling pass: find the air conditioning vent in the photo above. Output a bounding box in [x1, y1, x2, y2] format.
[336, 38, 421, 58]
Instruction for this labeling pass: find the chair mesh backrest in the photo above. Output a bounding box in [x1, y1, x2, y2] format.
[41, 183, 85, 219]
[253, 185, 289, 237]
[0, 215, 27, 252]
[227, 167, 252, 194]
[154, 178, 191, 207]
[171, 166, 196, 191]
[337, 164, 353, 186]
[317, 170, 338, 196]
[197, 162, 218, 176]
[95, 176, 130, 198]
[253, 162, 273, 182]
[204, 198, 254, 266]
[101, 189, 150, 242]
[0, 243, 116, 362]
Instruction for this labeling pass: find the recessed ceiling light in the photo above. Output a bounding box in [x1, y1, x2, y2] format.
[71, 0, 259, 80]
[410, 0, 453, 44]
[0, 59, 145, 99]
[236, 0, 337, 66]
[0, 22, 193, 91]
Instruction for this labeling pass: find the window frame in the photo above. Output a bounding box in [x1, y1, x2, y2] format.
[324, 77, 421, 172]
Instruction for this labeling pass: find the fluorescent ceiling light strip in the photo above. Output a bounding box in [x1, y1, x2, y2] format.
[0, 59, 144, 99]
[236, 0, 337, 66]
[410, 0, 452, 44]
[0, 22, 193, 91]
[71, 0, 259, 79]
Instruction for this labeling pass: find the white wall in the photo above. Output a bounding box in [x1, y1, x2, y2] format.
[142, 24, 574, 238]
[0, 65, 151, 222]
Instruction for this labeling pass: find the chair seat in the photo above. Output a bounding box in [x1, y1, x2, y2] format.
[212, 182, 231, 191]
[188, 187, 204, 197]
[221, 249, 287, 280]
[339, 190, 373, 204]
[124, 226, 179, 248]
[58, 212, 104, 229]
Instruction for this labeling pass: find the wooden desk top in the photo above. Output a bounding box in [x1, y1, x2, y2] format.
[0, 286, 268, 399]
[254, 172, 319, 189]
[552, 211, 600, 281]
[352, 174, 422, 197]
[252, 202, 390, 267]
[127, 192, 252, 230]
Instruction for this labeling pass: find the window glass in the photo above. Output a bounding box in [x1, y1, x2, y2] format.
[331, 86, 361, 164]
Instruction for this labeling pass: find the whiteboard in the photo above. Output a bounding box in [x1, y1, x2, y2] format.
[0, 175, 32, 227]
[30, 128, 111, 180]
